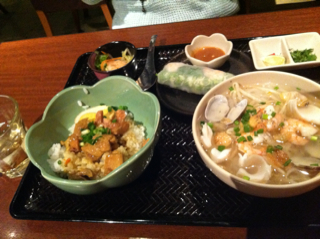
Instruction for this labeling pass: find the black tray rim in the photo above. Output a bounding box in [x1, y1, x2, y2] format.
[9, 36, 320, 227]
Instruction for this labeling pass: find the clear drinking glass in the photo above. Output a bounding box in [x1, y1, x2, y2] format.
[0, 95, 29, 178]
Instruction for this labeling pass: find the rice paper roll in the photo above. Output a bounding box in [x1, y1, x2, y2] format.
[157, 62, 234, 95]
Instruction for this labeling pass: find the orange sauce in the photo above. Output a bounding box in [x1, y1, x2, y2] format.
[192, 46, 225, 62]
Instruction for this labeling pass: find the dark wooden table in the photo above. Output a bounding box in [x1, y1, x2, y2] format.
[1, 7, 320, 238]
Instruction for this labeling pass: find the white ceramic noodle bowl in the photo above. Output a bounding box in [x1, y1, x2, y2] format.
[192, 71, 320, 198]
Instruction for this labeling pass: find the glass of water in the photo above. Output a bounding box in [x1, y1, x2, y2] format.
[0, 95, 29, 178]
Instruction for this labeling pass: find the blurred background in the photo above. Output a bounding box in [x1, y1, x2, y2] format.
[0, 0, 319, 43]
[0, 0, 110, 42]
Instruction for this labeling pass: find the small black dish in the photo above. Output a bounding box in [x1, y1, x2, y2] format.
[87, 41, 137, 80]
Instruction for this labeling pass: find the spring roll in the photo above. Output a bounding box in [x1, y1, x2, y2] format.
[157, 62, 234, 95]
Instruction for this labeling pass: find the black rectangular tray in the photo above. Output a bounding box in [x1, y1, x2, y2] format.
[10, 38, 320, 227]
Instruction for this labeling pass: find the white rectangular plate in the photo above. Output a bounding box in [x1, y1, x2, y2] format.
[249, 32, 320, 70]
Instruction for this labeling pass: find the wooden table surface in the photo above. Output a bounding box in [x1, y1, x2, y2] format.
[1, 7, 320, 238]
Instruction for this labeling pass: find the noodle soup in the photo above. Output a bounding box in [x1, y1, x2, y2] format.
[199, 81, 320, 185]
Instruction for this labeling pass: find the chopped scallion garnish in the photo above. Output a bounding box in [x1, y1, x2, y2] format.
[237, 136, 247, 143]
[276, 101, 281, 105]
[274, 86, 279, 90]
[275, 145, 283, 150]
[284, 159, 292, 167]
[118, 105, 128, 110]
[243, 124, 251, 133]
[310, 136, 318, 141]
[229, 86, 234, 91]
[247, 135, 253, 141]
[262, 113, 269, 120]
[234, 127, 240, 133]
[243, 176, 250, 181]
[257, 128, 264, 134]
[217, 145, 225, 152]
[310, 163, 319, 167]
[266, 145, 274, 153]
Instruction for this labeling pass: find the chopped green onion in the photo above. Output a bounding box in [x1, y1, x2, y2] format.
[310, 163, 319, 167]
[200, 121, 205, 126]
[260, 102, 266, 105]
[274, 86, 279, 90]
[243, 124, 251, 133]
[207, 122, 213, 129]
[242, 176, 250, 181]
[274, 145, 283, 150]
[262, 113, 269, 120]
[112, 119, 117, 123]
[237, 136, 247, 143]
[254, 131, 258, 137]
[58, 160, 62, 165]
[247, 135, 253, 141]
[229, 86, 234, 91]
[310, 136, 318, 141]
[271, 112, 276, 118]
[81, 129, 90, 135]
[118, 105, 128, 110]
[234, 120, 239, 125]
[266, 145, 274, 153]
[296, 87, 301, 91]
[234, 126, 240, 133]
[279, 122, 285, 128]
[257, 128, 264, 134]
[235, 132, 241, 136]
[284, 159, 292, 167]
[276, 101, 281, 105]
[218, 145, 226, 152]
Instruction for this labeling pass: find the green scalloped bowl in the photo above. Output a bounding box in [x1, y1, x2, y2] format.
[25, 76, 161, 195]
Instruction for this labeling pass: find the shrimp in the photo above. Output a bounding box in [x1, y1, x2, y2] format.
[280, 118, 318, 145]
[238, 141, 267, 155]
[264, 112, 284, 132]
[213, 132, 232, 147]
[264, 149, 290, 169]
[249, 107, 284, 133]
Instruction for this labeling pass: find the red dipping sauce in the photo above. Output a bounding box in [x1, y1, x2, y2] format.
[192, 46, 225, 62]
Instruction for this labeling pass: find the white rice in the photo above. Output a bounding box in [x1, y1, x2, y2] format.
[83, 88, 89, 94]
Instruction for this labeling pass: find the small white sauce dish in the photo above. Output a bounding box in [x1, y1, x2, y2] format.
[249, 32, 320, 70]
[185, 33, 233, 69]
